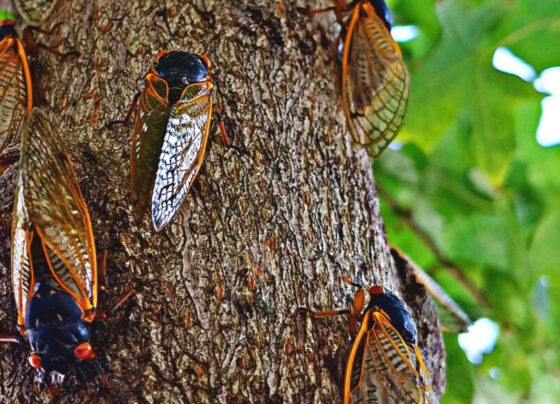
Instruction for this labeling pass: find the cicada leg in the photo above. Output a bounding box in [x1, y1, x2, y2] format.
[24, 23, 79, 59]
[107, 91, 141, 129]
[295, 6, 336, 16]
[109, 288, 135, 315]
[299, 308, 352, 318]
[212, 104, 249, 155]
[92, 358, 113, 389]
[212, 104, 230, 146]
[95, 248, 136, 317]
[296, 1, 352, 24]
[123, 92, 141, 124]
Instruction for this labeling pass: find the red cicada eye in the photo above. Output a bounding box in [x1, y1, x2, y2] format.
[0, 19, 14, 26]
[74, 342, 94, 360]
[369, 285, 384, 295]
[29, 353, 42, 369]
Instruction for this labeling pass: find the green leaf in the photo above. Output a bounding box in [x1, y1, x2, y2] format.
[491, 0, 560, 72]
[442, 334, 475, 404]
[402, 0, 541, 185]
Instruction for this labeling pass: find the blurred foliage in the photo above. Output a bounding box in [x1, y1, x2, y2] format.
[378, 0, 560, 402]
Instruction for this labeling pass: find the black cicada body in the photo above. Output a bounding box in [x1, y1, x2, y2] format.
[11, 108, 102, 392]
[130, 50, 214, 231]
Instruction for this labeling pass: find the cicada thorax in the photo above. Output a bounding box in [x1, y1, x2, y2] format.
[363, 286, 418, 344]
[154, 51, 209, 102]
[130, 50, 214, 231]
[0, 19, 32, 155]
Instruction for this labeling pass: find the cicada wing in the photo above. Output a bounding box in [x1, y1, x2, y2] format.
[13, 0, 60, 25]
[130, 73, 170, 224]
[341, 1, 410, 157]
[345, 311, 434, 404]
[345, 312, 379, 404]
[0, 37, 31, 154]
[19, 108, 97, 316]
[151, 80, 213, 231]
[11, 169, 34, 328]
[370, 312, 434, 403]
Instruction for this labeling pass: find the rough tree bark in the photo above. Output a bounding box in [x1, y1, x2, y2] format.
[0, 0, 445, 402]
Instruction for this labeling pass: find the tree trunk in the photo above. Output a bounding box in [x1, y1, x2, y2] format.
[0, 0, 445, 402]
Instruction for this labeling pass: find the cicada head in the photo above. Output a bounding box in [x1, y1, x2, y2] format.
[366, 285, 418, 345]
[153, 51, 210, 104]
[0, 19, 17, 39]
[24, 280, 94, 384]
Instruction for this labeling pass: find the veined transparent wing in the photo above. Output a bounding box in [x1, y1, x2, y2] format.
[151, 80, 213, 231]
[340, 1, 410, 157]
[19, 108, 97, 317]
[0, 36, 31, 154]
[130, 72, 170, 224]
[11, 168, 33, 328]
[345, 310, 435, 403]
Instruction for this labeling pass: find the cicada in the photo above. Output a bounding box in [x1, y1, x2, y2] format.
[304, 279, 436, 403]
[309, 0, 410, 157]
[0, 19, 32, 157]
[13, 0, 60, 26]
[11, 108, 106, 392]
[130, 50, 214, 231]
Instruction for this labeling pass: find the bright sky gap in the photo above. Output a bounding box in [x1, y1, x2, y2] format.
[458, 318, 499, 365]
[391, 25, 420, 42]
[492, 47, 560, 147]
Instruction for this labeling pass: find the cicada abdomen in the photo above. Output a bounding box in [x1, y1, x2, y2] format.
[0, 19, 32, 157]
[11, 108, 100, 390]
[304, 280, 436, 404]
[130, 50, 214, 231]
[13, 0, 60, 26]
